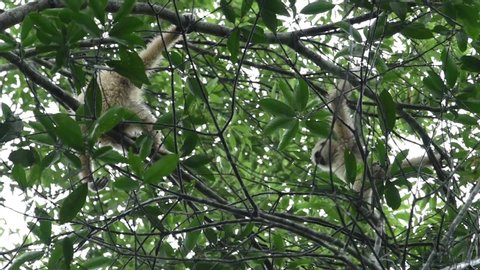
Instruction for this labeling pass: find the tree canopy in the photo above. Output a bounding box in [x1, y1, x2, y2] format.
[1, 0, 480, 269]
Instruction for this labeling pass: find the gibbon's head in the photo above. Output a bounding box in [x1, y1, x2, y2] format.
[311, 138, 338, 167]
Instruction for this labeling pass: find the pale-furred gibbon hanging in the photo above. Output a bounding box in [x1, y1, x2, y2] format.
[310, 79, 437, 212]
[77, 17, 194, 191]
[310, 78, 439, 258]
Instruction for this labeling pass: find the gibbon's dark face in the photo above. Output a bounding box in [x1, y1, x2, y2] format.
[311, 139, 334, 166]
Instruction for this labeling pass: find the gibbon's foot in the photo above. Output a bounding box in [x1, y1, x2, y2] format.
[88, 177, 109, 191]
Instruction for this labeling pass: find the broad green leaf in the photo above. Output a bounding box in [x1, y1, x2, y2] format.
[21, 16, 33, 44]
[183, 154, 213, 168]
[63, 0, 83, 11]
[227, 28, 240, 62]
[29, 13, 58, 36]
[260, 9, 279, 33]
[220, 0, 236, 23]
[385, 183, 401, 210]
[344, 149, 357, 184]
[83, 79, 102, 118]
[300, 1, 335, 14]
[62, 237, 73, 268]
[389, 2, 407, 20]
[180, 131, 199, 157]
[182, 218, 202, 254]
[144, 154, 179, 184]
[264, 116, 295, 135]
[113, 176, 139, 191]
[278, 120, 298, 150]
[187, 77, 208, 102]
[305, 119, 330, 137]
[401, 23, 433, 39]
[241, 0, 254, 17]
[107, 49, 149, 88]
[456, 85, 480, 114]
[0, 118, 23, 143]
[71, 12, 102, 37]
[94, 146, 127, 163]
[80, 257, 112, 269]
[423, 71, 446, 98]
[389, 150, 409, 176]
[109, 16, 144, 38]
[33, 208, 52, 245]
[460, 56, 480, 73]
[377, 90, 396, 133]
[240, 25, 266, 43]
[138, 135, 154, 160]
[113, 0, 136, 22]
[293, 79, 309, 111]
[456, 31, 468, 52]
[441, 50, 459, 88]
[12, 165, 28, 190]
[335, 21, 362, 42]
[90, 107, 125, 139]
[59, 183, 88, 224]
[260, 0, 289, 16]
[9, 149, 35, 167]
[9, 251, 44, 270]
[259, 98, 295, 117]
[53, 114, 84, 151]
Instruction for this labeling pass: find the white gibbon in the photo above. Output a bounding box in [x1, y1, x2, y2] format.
[78, 19, 193, 191]
[311, 78, 439, 258]
[311, 79, 438, 209]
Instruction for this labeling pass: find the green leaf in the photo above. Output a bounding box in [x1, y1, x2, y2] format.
[423, 71, 446, 98]
[260, 9, 279, 33]
[385, 183, 401, 210]
[401, 23, 434, 39]
[460, 56, 480, 73]
[144, 154, 179, 184]
[389, 2, 407, 20]
[53, 113, 84, 151]
[9, 149, 35, 167]
[227, 28, 240, 62]
[294, 79, 309, 111]
[63, 0, 83, 11]
[344, 149, 357, 184]
[89, 0, 108, 24]
[109, 16, 144, 38]
[240, 25, 266, 43]
[113, 0, 136, 22]
[377, 90, 396, 133]
[261, 0, 289, 16]
[264, 116, 295, 135]
[107, 49, 149, 88]
[456, 85, 480, 114]
[300, 0, 335, 14]
[241, 0, 254, 17]
[335, 21, 362, 42]
[183, 154, 213, 168]
[59, 183, 88, 224]
[180, 131, 199, 157]
[187, 77, 208, 102]
[62, 237, 73, 268]
[456, 31, 468, 52]
[259, 98, 295, 117]
[305, 118, 330, 137]
[29, 13, 59, 37]
[80, 256, 112, 269]
[113, 176, 139, 191]
[21, 16, 34, 44]
[278, 120, 298, 150]
[182, 218, 202, 254]
[442, 50, 459, 88]
[90, 107, 132, 139]
[34, 208, 52, 245]
[9, 251, 44, 270]
[71, 12, 102, 37]
[220, 0, 236, 23]
[12, 165, 28, 190]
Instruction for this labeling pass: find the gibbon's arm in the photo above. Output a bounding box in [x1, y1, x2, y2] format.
[139, 25, 183, 70]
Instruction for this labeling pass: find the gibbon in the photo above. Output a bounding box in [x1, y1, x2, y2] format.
[311, 79, 438, 210]
[311, 78, 439, 257]
[77, 19, 193, 191]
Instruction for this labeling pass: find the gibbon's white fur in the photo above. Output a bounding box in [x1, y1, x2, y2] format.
[78, 24, 186, 191]
[311, 79, 438, 205]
